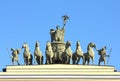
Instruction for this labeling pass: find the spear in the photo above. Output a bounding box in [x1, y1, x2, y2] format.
[6, 48, 12, 59]
[107, 48, 112, 65]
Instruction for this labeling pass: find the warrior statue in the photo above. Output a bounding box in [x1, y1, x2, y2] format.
[11, 48, 21, 65]
[96, 46, 109, 65]
[55, 26, 62, 41]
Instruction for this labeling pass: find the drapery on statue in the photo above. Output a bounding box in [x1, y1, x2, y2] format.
[11, 48, 21, 65]
[96, 46, 109, 65]
[55, 26, 61, 41]
[50, 26, 65, 42]
[50, 15, 69, 42]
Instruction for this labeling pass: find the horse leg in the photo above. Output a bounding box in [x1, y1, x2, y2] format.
[41, 56, 43, 64]
[83, 60, 85, 65]
[12, 59, 14, 65]
[30, 54, 33, 65]
[27, 57, 29, 65]
[45, 59, 47, 64]
[92, 57, 94, 65]
[104, 58, 106, 65]
[87, 58, 90, 65]
[76, 56, 80, 64]
[39, 56, 41, 65]
[34, 56, 36, 64]
[98, 58, 101, 66]
[17, 60, 20, 65]
[83, 55, 86, 65]
[82, 56, 85, 65]
[72, 57, 76, 64]
[65, 56, 68, 64]
[50, 57, 52, 64]
[46, 57, 49, 64]
[24, 58, 26, 65]
[98, 60, 100, 66]
[67, 56, 70, 64]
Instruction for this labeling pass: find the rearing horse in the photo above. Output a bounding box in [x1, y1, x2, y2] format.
[83, 42, 96, 65]
[34, 41, 43, 65]
[45, 41, 54, 64]
[22, 43, 33, 65]
[72, 41, 84, 64]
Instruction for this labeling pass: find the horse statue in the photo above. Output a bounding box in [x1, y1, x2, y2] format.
[45, 41, 54, 64]
[62, 41, 72, 64]
[83, 42, 96, 65]
[72, 41, 84, 64]
[22, 43, 33, 65]
[34, 41, 43, 65]
[11, 48, 21, 65]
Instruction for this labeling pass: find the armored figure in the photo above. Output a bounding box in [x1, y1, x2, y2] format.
[96, 46, 109, 65]
[11, 48, 21, 65]
[50, 29, 55, 42]
[55, 26, 62, 41]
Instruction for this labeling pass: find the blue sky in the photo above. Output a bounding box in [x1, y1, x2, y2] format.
[0, 0, 120, 71]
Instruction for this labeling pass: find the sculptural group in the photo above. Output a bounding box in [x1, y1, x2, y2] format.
[10, 41, 109, 66]
[10, 15, 110, 66]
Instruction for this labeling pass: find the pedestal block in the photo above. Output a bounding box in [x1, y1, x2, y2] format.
[0, 64, 120, 81]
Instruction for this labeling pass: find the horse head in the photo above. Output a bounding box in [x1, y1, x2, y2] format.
[88, 42, 96, 50]
[22, 43, 28, 49]
[35, 41, 39, 47]
[66, 40, 71, 48]
[77, 41, 80, 46]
